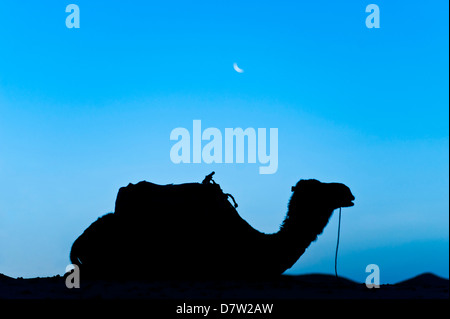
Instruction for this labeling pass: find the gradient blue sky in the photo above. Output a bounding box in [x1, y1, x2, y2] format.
[0, 1, 448, 283]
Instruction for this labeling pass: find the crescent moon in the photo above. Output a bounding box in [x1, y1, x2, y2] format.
[233, 62, 244, 73]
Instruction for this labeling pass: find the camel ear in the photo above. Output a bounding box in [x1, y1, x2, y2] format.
[291, 186, 296, 192]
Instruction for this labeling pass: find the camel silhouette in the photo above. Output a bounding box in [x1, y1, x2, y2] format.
[70, 172, 355, 279]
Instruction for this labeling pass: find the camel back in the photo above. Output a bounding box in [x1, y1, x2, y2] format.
[113, 172, 238, 222]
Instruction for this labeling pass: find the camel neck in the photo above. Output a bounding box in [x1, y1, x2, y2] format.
[269, 205, 335, 274]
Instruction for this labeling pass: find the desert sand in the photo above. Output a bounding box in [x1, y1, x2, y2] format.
[0, 272, 447, 300]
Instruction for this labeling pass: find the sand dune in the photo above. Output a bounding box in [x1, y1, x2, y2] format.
[0, 273, 447, 300]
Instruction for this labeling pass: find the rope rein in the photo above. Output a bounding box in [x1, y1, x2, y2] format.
[335, 207, 342, 280]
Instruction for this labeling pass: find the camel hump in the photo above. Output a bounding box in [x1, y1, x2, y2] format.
[113, 178, 235, 221]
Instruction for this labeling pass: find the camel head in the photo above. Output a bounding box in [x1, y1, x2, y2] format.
[291, 179, 355, 210]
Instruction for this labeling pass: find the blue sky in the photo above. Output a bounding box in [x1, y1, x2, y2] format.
[0, 1, 448, 283]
